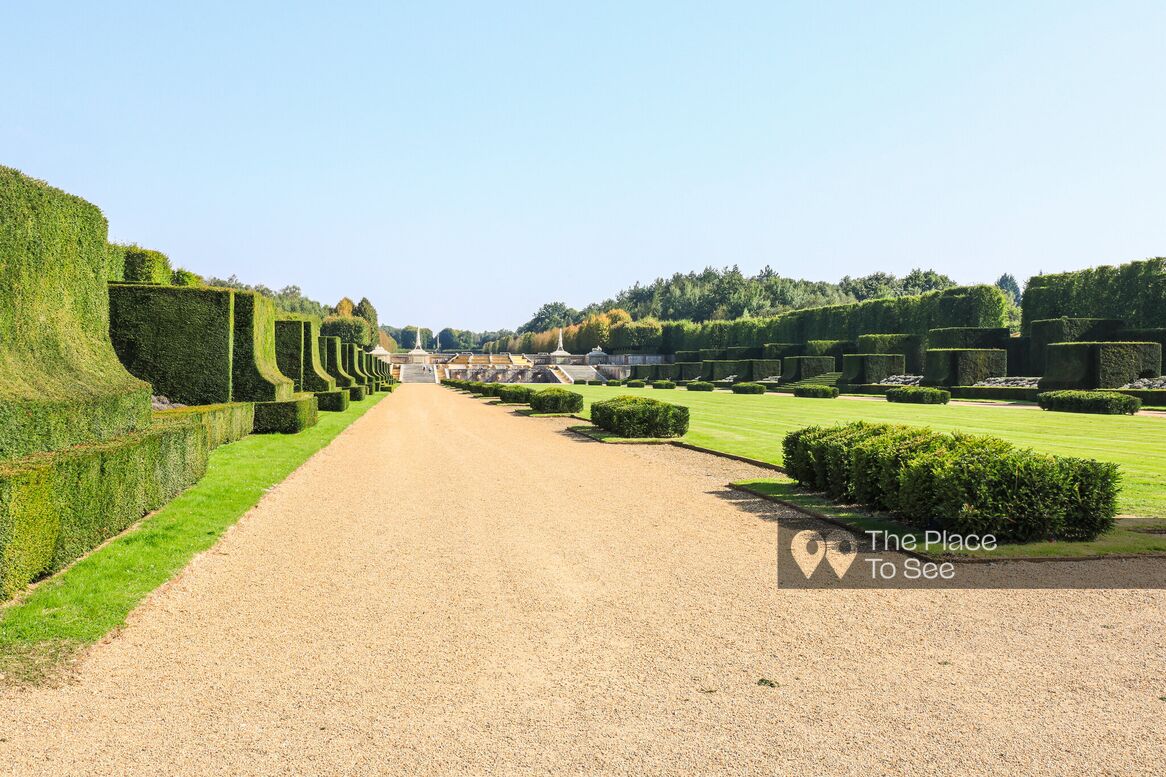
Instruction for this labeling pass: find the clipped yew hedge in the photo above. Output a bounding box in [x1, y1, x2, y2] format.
[840, 353, 905, 386]
[155, 402, 255, 449]
[856, 333, 925, 374]
[498, 385, 535, 403]
[590, 396, 689, 438]
[794, 385, 838, 398]
[530, 388, 583, 413]
[782, 422, 1120, 542]
[253, 395, 319, 434]
[781, 356, 836, 383]
[687, 381, 715, 391]
[1037, 390, 1141, 415]
[923, 348, 1006, 387]
[123, 247, 172, 284]
[651, 380, 676, 389]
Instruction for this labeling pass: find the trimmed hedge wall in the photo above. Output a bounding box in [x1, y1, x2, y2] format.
[1038, 391, 1141, 415]
[1, 167, 152, 462]
[155, 402, 254, 449]
[318, 336, 357, 388]
[746, 359, 782, 382]
[232, 291, 294, 402]
[922, 349, 1006, 386]
[675, 350, 701, 362]
[109, 284, 236, 405]
[590, 396, 689, 438]
[781, 356, 836, 383]
[886, 386, 950, 404]
[252, 395, 319, 434]
[0, 418, 207, 598]
[794, 385, 838, 398]
[123, 247, 172, 284]
[803, 340, 856, 368]
[1029, 317, 1124, 374]
[762, 342, 803, 360]
[674, 362, 704, 381]
[1114, 388, 1166, 407]
[783, 423, 1119, 542]
[856, 333, 925, 374]
[949, 386, 1039, 402]
[725, 346, 763, 359]
[1021, 257, 1166, 333]
[840, 354, 905, 386]
[1039, 342, 1162, 391]
[927, 327, 1010, 350]
[530, 388, 583, 413]
[702, 360, 747, 381]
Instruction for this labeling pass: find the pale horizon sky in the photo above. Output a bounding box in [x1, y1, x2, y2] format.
[3, 1, 1164, 331]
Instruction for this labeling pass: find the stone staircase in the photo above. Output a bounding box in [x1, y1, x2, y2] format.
[399, 363, 438, 383]
[558, 364, 603, 384]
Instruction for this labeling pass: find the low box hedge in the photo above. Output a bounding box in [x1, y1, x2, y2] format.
[498, 385, 535, 403]
[1114, 388, 1166, 408]
[731, 382, 766, 394]
[605, 379, 623, 386]
[314, 389, 350, 412]
[885, 386, 950, 404]
[625, 379, 646, 388]
[1037, 390, 1141, 415]
[650, 380, 676, 389]
[590, 396, 689, 438]
[794, 385, 838, 398]
[155, 402, 254, 449]
[252, 395, 319, 434]
[530, 388, 583, 413]
[347, 385, 367, 402]
[782, 421, 1119, 542]
[686, 381, 715, 391]
[948, 386, 1039, 402]
[0, 417, 208, 598]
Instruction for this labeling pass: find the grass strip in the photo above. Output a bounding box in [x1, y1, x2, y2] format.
[0, 394, 386, 684]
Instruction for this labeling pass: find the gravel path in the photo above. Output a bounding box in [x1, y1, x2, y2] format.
[1, 385, 1163, 775]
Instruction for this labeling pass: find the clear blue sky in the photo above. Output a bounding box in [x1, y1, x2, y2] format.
[3, 1, 1164, 331]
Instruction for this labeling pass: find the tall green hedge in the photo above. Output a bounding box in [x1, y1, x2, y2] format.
[232, 291, 294, 402]
[1022, 257, 1166, 333]
[109, 285, 236, 405]
[803, 340, 856, 368]
[1039, 342, 1162, 391]
[840, 354, 905, 385]
[922, 349, 1007, 386]
[0, 167, 152, 462]
[342, 343, 372, 386]
[762, 343, 804, 360]
[0, 418, 207, 598]
[673, 362, 704, 381]
[1029, 318, 1124, 374]
[123, 247, 172, 284]
[927, 327, 1010, 350]
[856, 333, 925, 374]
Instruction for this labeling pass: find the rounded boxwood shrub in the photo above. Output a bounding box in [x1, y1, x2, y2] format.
[686, 381, 715, 391]
[793, 385, 839, 398]
[605, 379, 623, 386]
[650, 380, 676, 390]
[731, 382, 766, 394]
[530, 387, 584, 413]
[886, 386, 951, 405]
[590, 396, 689, 438]
[497, 385, 535, 403]
[624, 379, 646, 388]
[1037, 390, 1141, 415]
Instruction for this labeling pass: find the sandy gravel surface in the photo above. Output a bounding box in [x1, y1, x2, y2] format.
[1, 385, 1163, 775]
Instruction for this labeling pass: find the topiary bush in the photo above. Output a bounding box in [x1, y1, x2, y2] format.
[886, 386, 951, 404]
[731, 382, 766, 394]
[1039, 342, 1163, 391]
[782, 422, 1120, 542]
[625, 379, 646, 388]
[498, 385, 535, 403]
[1037, 390, 1141, 415]
[794, 385, 839, 398]
[686, 381, 715, 391]
[590, 396, 689, 438]
[530, 388, 584, 413]
[123, 247, 172, 284]
[650, 380, 676, 389]
[171, 268, 203, 287]
[232, 291, 294, 402]
[856, 334, 925, 374]
[318, 335, 357, 388]
[922, 348, 1007, 387]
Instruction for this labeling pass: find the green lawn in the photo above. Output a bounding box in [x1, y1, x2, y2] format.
[0, 394, 386, 684]
[539, 385, 1166, 518]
